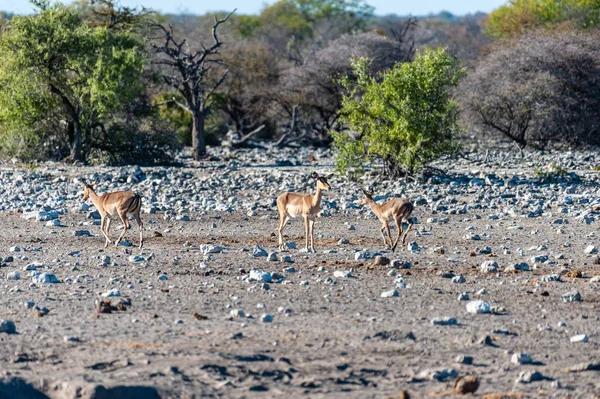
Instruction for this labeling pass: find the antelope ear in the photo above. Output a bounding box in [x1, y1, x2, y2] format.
[361, 188, 368, 195]
[368, 189, 374, 196]
[326, 173, 334, 179]
[311, 172, 319, 179]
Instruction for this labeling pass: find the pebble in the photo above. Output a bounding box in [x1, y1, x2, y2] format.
[570, 334, 588, 343]
[102, 288, 121, 297]
[466, 300, 490, 314]
[0, 320, 16, 334]
[452, 275, 466, 284]
[431, 317, 457, 326]
[73, 230, 92, 237]
[517, 371, 544, 383]
[584, 245, 598, 254]
[267, 253, 279, 262]
[458, 292, 470, 301]
[230, 309, 246, 318]
[561, 290, 582, 302]
[261, 313, 273, 323]
[252, 245, 268, 257]
[333, 270, 351, 278]
[391, 259, 412, 269]
[6, 272, 20, 281]
[480, 260, 498, 273]
[33, 273, 59, 284]
[381, 289, 399, 298]
[249, 269, 272, 283]
[511, 353, 533, 365]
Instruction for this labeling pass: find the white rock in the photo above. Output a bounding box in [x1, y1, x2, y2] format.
[230, 309, 245, 318]
[466, 300, 490, 314]
[584, 245, 598, 254]
[249, 269, 272, 283]
[333, 270, 351, 278]
[6, 272, 20, 281]
[381, 289, 399, 298]
[201, 244, 222, 254]
[511, 353, 533, 365]
[570, 334, 588, 343]
[102, 288, 121, 297]
[252, 246, 268, 257]
[480, 260, 498, 273]
[33, 273, 59, 284]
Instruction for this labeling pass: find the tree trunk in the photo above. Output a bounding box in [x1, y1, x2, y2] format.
[191, 111, 206, 160]
[71, 119, 83, 162]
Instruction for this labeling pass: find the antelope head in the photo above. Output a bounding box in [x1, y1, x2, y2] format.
[82, 180, 95, 201]
[312, 172, 332, 191]
[358, 187, 374, 206]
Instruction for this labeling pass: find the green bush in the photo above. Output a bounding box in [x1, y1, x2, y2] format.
[333, 47, 464, 177]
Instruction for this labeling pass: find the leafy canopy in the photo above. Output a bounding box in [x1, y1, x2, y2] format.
[486, 0, 600, 39]
[0, 0, 147, 160]
[333, 47, 464, 176]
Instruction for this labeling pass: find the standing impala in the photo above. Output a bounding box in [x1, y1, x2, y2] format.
[82, 182, 144, 249]
[359, 187, 413, 252]
[277, 172, 332, 252]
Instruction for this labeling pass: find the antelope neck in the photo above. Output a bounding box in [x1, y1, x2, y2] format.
[311, 186, 324, 208]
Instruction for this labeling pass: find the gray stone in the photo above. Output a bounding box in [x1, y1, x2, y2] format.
[230, 309, 245, 318]
[570, 334, 588, 343]
[381, 289, 399, 298]
[511, 353, 533, 365]
[249, 269, 272, 283]
[452, 275, 466, 284]
[261, 313, 273, 323]
[480, 260, 498, 273]
[0, 320, 16, 334]
[584, 245, 598, 254]
[431, 317, 457, 326]
[6, 272, 20, 281]
[561, 290, 582, 302]
[517, 371, 545, 384]
[267, 252, 279, 262]
[252, 245, 268, 257]
[33, 273, 59, 284]
[73, 230, 92, 237]
[466, 300, 490, 314]
[391, 259, 412, 269]
[333, 270, 352, 278]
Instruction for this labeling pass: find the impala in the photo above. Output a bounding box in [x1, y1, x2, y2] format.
[82, 182, 144, 249]
[277, 172, 332, 252]
[358, 187, 413, 252]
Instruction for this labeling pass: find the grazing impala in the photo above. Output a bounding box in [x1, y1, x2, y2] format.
[82, 182, 144, 249]
[277, 172, 332, 252]
[359, 187, 413, 252]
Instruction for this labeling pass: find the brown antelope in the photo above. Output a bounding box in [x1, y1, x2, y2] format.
[82, 182, 144, 249]
[277, 172, 332, 252]
[358, 187, 413, 252]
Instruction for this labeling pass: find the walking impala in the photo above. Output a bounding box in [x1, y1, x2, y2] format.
[277, 172, 332, 252]
[82, 182, 144, 249]
[358, 187, 413, 252]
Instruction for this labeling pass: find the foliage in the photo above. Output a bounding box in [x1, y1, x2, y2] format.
[0, 0, 148, 162]
[333, 47, 464, 177]
[534, 162, 579, 183]
[486, 0, 600, 39]
[459, 30, 600, 150]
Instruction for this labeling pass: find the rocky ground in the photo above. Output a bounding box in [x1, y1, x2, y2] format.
[0, 147, 599, 399]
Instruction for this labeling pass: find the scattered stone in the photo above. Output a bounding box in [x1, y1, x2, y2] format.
[102, 288, 121, 297]
[454, 375, 479, 395]
[452, 275, 466, 284]
[6, 272, 20, 281]
[128, 255, 144, 263]
[157, 275, 168, 281]
[333, 270, 351, 278]
[0, 320, 17, 334]
[249, 269, 272, 283]
[373, 256, 390, 266]
[391, 259, 412, 269]
[33, 273, 59, 284]
[73, 230, 92, 237]
[354, 251, 369, 261]
[338, 238, 350, 245]
[458, 292, 470, 301]
[431, 317, 457, 326]
[561, 290, 582, 302]
[253, 246, 268, 257]
[267, 253, 279, 262]
[584, 245, 598, 254]
[455, 355, 474, 365]
[417, 368, 458, 382]
[381, 289, 399, 298]
[466, 300, 490, 314]
[201, 244, 222, 254]
[516, 371, 545, 384]
[407, 242, 419, 252]
[570, 334, 588, 343]
[511, 353, 533, 365]
[540, 274, 561, 283]
[480, 260, 498, 273]
[230, 309, 246, 318]
[261, 313, 273, 323]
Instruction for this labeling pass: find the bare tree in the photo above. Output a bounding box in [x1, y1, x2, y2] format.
[459, 30, 600, 150]
[151, 10, 235, 160]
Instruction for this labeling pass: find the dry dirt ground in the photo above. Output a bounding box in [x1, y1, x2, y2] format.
[1, 191, 600, 398]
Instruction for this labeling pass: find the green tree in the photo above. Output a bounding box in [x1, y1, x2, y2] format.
[333, 48, 464, 177]
[486, 0, 600, 39]
[0, 0, 146, 162]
